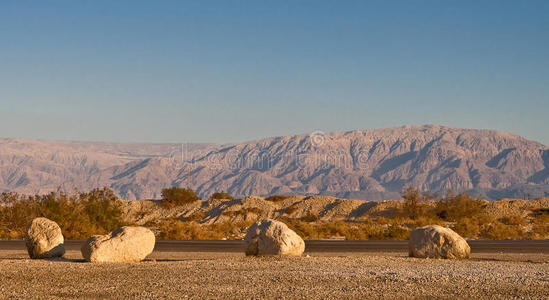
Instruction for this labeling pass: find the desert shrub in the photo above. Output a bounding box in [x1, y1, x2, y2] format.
[211, 220, 254, 239]
[222, 210, 238, 217]
[529, 212, 549, 239]
[530, 224, 549, 239]
[285, 205, 298, 214]
[209, 191, 234, 200]
[410, 215, 444, 227]
[500, 214, 526, 226]
[314, 222, 374, 240]
[0, 192, 39, 238]
[343, 225, 368, 240]
[454, 217, 481, 238]
[278, 218, 412, 241]
[435, 192, 484, 221]
[280, 218, 316, 239]
[155, 219, 224, 240]
[184, 211, 206, 222]
[78, 188, 123, 233]
[400, 187, 436, 220]
[0, 188, 125, 240]
[0, 224, 6, 239]
[453, 214, 494, 239]
[481, 221, 523, 240]
[222, 207, 264, 218]
[301, 213, 319, 222]
[359, 222, 386, 240]
[153, 219, 253, 240]
[41, 188, 124, 239]
[384, 225, 410, 240]
[265, 195, 290, 202]
[246, 207, 264, 214]
[316, 221, 351, 239]
[161, 187, 200, 208]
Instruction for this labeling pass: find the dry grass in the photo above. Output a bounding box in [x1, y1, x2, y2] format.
[151, 219, 253, 240]
[183, 211, 206, 222]
[222, 207, 264, 217]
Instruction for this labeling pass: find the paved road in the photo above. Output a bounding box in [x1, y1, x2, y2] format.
[1, 240, 547, 253]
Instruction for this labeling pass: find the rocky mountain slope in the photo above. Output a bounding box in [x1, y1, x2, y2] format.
[0, 138, 213, 198]
[1, 125, 548, 200]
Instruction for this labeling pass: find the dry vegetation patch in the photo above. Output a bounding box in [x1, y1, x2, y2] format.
[1, 188, 548, 241]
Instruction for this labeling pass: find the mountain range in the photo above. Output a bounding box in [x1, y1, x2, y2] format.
[1, 125, 548, 200]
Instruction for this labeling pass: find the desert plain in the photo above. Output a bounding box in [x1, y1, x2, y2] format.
[1, 241, 548, 299]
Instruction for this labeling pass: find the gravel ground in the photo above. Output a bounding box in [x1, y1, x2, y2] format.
[0, 250, 548, 299]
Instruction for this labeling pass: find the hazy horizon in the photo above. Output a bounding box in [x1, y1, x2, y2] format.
[0, 124, 548, 147]
[1, 1, 548, 145]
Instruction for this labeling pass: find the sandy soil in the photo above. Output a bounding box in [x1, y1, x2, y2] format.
[1, 250, 548, 299]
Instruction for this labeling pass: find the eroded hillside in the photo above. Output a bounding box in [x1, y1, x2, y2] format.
[2, 125, 549, 200]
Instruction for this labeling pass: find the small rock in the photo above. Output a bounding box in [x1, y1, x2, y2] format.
[25, 217, 65, 259]
[244, 219, 305, 256]
[409, 225, 470, 259]
[81, 226, 155, 262]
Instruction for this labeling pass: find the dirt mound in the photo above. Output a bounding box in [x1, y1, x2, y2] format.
[120, 199, 202, 225]
[120, 195, 374, 225]
[119, 196, 549, 228]
[484, 198, 549, 218]
[284, 196, 365, 221]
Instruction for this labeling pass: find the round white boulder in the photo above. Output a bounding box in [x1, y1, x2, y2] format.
[409, 225, 470, 259]
[245, 219, 305, 256]
[81, 226, 155, 263]
[25, 217, 65, 259]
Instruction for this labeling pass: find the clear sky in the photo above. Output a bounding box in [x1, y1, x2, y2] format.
[1, 1, 548, 145]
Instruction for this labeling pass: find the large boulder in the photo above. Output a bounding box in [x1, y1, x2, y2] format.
[409, 225, 470, 259]
[245, 219, 305, 256]
[81, 226, 155, 262]
[25, 217, 65, 259]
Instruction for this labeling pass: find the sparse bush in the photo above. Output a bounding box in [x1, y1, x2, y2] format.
[0, 186, 544, 241]
[453, 214, 494, 239]
[454, 217, 480, 238]
[161, 187, 200, 208]
[529, 212, 549, 239]
[209, 191, 234, 201]
[279, 218, 316, 239]
[222, 207, 264, 217]
[265, 195, 290, 202]
[500, 214, 526, 226]
[384, 225, 410, 240]
[301, 213, 319, 222]
[222, 211, 238, 217]
[0, 188, 124, 240]
[410, 215, 444, 227]
[400, 187, 436, 220]
[481, 221, 523, 240]
[285, 205, 298, 214]
[359, 222, 386, 240]
[184, 211, 206, 222]
[316, 221, 351, 239]
[78, 188, 124, 235]
[155, 219, 224, 240]
[247, 207, 263, 214]
[435, 192, 484, 221]
[153, 219, 254, 240]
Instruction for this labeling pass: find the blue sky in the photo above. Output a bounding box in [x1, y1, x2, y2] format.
[1, 1, 548, 144]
